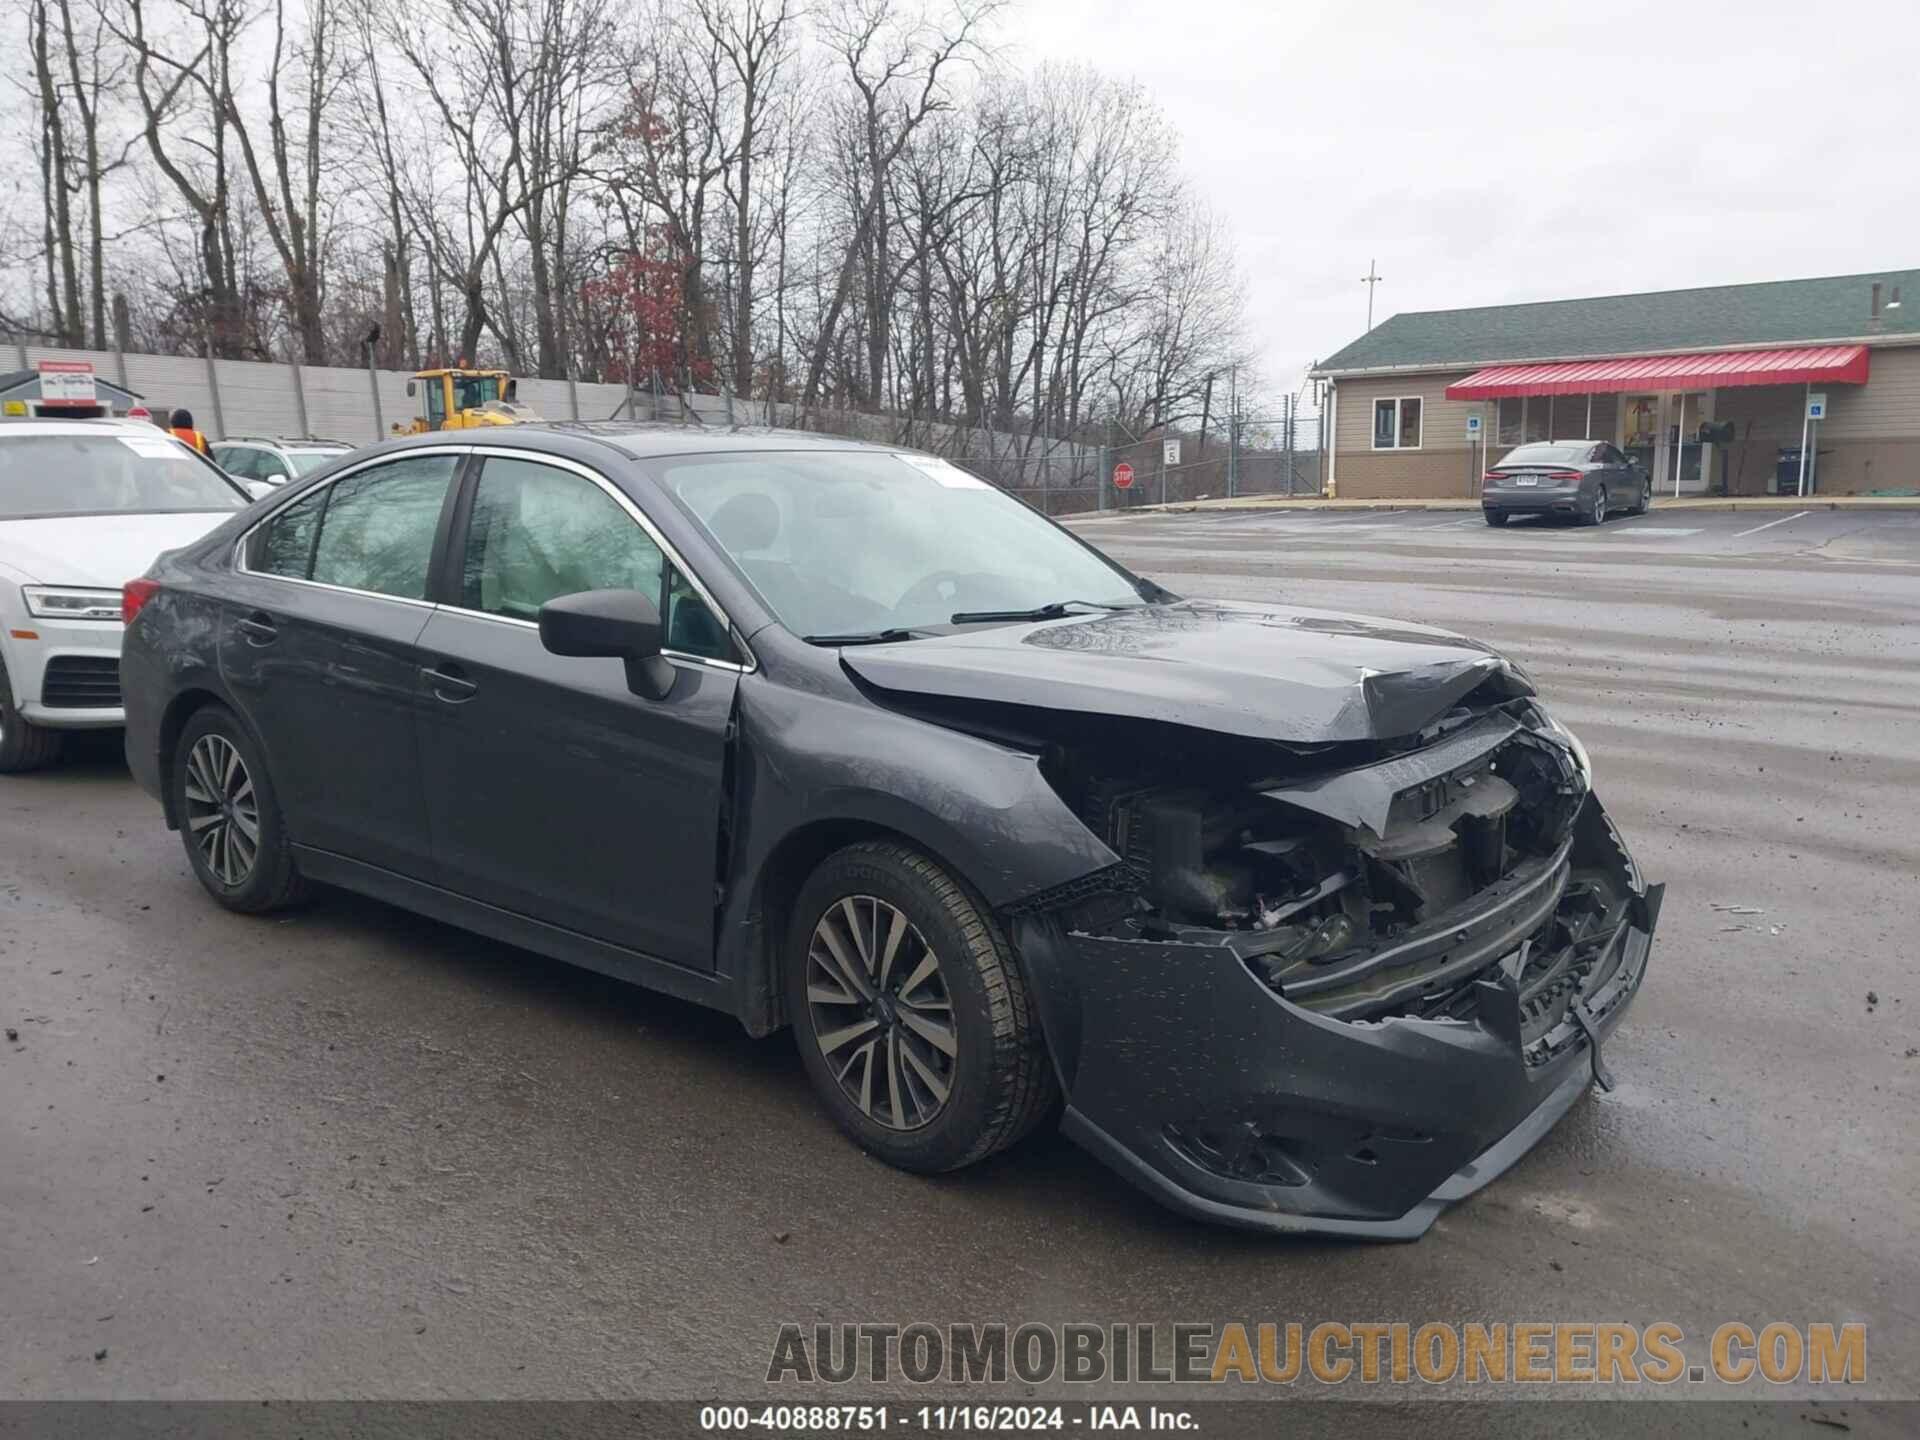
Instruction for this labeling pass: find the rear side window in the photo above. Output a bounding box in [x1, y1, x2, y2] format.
[308, 456, 456, 599]
[251, 489, 325, 577]
[249, 455, 455, 597]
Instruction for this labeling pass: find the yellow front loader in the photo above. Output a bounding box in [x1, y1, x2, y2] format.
[395, 368, 541, 434]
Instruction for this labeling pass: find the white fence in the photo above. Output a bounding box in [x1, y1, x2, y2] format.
[5, 336, 1111, 511]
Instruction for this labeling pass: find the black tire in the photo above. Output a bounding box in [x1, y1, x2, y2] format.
[1583, 484, 1607, 526]
[0, 655, 64, 773]
[1483, 510, 1510, 527]
[1634, 479, 1652, 515]
[171, 704, 309, 913]
[785, 840, 1057, 1173]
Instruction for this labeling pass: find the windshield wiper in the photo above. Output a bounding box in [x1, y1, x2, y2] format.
[801, 628, 921, 646]
[948, 599, 1134, 624]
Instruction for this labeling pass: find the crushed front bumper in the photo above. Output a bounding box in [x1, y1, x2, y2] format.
[1013, 793, 1660, 1240]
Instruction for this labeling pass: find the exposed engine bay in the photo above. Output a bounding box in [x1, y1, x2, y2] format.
[1027, 688, 1636, 1058]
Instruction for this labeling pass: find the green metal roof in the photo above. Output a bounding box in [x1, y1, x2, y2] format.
[1315, 269, 1920, 375]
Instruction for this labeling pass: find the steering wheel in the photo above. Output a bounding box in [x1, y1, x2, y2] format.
[891, 570, 978, 619]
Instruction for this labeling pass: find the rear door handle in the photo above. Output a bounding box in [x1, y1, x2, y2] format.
[422, 663, 478, 703]
[237, 612, 278, 645]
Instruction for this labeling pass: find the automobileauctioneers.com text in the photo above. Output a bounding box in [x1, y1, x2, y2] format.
[766, 1321, 1866, 1388]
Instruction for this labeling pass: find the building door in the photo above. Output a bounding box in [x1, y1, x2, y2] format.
[1622, 395, 1661, 485]
[1620, 393, 1713, 495]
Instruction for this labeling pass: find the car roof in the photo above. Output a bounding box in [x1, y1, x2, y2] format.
[0, 417, 175, 438]
[364, 421, 910, 464]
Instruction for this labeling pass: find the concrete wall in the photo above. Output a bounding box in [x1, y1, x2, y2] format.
[8, 338, 649, 445]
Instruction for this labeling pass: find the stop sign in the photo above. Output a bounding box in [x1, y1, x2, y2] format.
[1112, 461, 1134, 489]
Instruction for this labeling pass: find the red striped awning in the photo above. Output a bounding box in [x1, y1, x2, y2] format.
[1444, 345, 1870, 400]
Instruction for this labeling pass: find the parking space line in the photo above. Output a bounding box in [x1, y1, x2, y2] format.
[1733, 510, 1810, 539]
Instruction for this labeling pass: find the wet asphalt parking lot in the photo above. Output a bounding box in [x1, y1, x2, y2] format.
[3, 503, 1916, 1421]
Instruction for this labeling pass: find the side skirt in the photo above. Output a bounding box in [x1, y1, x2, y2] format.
[292, 846, 738, 1018]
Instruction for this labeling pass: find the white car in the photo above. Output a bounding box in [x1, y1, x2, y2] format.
[0, 418, 253, 771]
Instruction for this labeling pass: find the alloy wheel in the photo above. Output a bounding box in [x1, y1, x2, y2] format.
[182, 733, 259, 887]
[805, 895, 956, 1131]
[1592, 488, 1606, 524]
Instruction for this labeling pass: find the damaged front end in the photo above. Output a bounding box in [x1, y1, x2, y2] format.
[1008, 688, 1662, 1239]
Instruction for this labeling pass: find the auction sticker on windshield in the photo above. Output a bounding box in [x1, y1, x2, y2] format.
[896, 453, 989, 489]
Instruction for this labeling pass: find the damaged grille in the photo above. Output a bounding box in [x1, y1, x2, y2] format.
[1047, 698, 1623, 1049]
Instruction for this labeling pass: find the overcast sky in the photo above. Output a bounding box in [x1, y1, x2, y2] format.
[1002, 0, 1919, 401]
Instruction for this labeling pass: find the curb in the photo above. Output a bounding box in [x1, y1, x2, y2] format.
[1068, 497, 1920, 518]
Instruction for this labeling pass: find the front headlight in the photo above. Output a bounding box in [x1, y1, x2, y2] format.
[21, 586, 123, 621]
[1537, 706, 1593, 784]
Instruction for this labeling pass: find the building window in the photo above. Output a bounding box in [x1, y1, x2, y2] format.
[1372, 397, 1423, 450]
[1497, 397, 1523, 446]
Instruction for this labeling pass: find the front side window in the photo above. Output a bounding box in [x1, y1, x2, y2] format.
[458, 456, 733, 661]
[0, 433, 246, 518]
[302, 454, 457, 599]
[658, 450, 1145, 640]
[1372, 398, 1422, 450]
[288, 449, 347, 476]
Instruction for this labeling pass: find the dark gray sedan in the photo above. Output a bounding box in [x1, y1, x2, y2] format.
[117, 423, 1659, 1239]
[1482, 440, 1651, 526]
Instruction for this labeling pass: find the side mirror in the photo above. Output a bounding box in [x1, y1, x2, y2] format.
[406, 380, 416, 397]
[538, 588, 673, 699]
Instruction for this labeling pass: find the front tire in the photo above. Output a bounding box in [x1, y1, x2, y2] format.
[0, 655, 64, 773]
[171, 705, 307, 912]
[785, 841, 1057, 1173]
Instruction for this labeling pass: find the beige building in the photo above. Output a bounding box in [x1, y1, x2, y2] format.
[1311, 269, 1920, 499]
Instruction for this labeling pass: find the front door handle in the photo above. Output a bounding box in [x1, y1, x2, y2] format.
[422, 663, 478, 704]
[237, 612, 278, 646]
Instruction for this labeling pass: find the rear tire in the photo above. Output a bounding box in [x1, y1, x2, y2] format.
[171, 705, 308, 913]
[0, 656, 64, 773]
[1634, 480, 1652, 515]
[785, 841, 1057, 1174]
[1583, 485, 1607, 526]
[1483, 511, 1510, 527]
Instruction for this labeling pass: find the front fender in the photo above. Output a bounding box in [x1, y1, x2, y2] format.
[715, 672, 1121, 1033]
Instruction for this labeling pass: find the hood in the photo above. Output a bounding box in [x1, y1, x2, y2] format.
[840, 600, 1531, 744]
[0, 512, 237, 588]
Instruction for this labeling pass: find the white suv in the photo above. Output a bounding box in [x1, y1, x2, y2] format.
[210, 436, 352, 486]
[0, 418, 250, 770]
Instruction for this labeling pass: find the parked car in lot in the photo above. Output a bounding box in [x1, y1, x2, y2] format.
[119, 424, 1661, 1237]
[1482, 440, 1651, 526]
[211, 436, 353, 486]
[0, 418, 251, 771]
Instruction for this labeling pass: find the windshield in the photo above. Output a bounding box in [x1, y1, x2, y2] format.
[288, 449, 348, 476]
[1497, 443, 1592, 466]
[0, 432, 247, 519]
[454, 375, 502, 410]
[658, 451, 1144, 638]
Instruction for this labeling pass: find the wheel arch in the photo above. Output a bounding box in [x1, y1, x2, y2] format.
[155, 684, 252, 830]
[721, 809, 1004, 1040]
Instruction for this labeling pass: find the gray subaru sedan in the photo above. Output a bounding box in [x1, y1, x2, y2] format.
[120, 423, 1661, 1239]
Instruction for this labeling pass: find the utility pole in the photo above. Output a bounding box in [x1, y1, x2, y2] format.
[1361, 260, 1384, 332]
[1284, 392, 1295, 496]
[1226, 364, 1239, 499]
